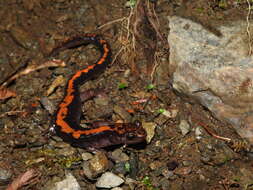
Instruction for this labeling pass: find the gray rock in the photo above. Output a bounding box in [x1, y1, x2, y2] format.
[168, 16, 253, 144]
[54, 173, 80, 190]
[96, 172, 124, 188]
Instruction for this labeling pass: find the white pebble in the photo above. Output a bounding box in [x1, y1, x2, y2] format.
[96, 172, 124, 188]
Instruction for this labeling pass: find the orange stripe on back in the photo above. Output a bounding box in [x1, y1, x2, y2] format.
[72, 126, 113, 139]
[53, 33, 112, 146]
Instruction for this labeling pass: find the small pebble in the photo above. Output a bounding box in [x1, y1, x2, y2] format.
[162, 168, 174, 179]
[94, 96, 110, 106]
[182, 160, 191, 167]
[125, 177, 137, 188]
[54, 173, 80, 190]
[89, 152, 109, 173]
[175, 167, 192, 175]
[113, 162, 128, 175]
[111, 149, 129, 163]
[81, 152, 93, 161]
[179, 120, 190, 136]
[57, 147, 76, 157]
[142, 122, 157, 144]
[162, 109, 178, 118]
[96, 172, 124, 188]
[82, 151, 109, 179]
[195, 126, 203, 140]
[0, 168, 12, 184]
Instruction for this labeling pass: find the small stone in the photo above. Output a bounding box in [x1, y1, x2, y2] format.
[149, 160, 163, 170]
[57, 147, 76, 157]
[123, 69, 131, 78]
[113, 162, 128, 175]
[94, 96, 110, 106]
[178, 120, 190, 136]
[175, 167, 192, 176]
[162, 168, 174, 179]
[161, 109, 178, 118]
[142, 122, 157, 144]
[199, 174, 206, 181]
[182, 160, 191, 167]
[200, 155, 211, 164]
[81, 152, 93, 161]
[96, 172, 124, 188]
[0, 168, 12, 184]
[54, 173, 80, 190]
[111, 149, 129, 163]
[89, 152, 109, 173]
[195, 126, 203, 140]
[82, 151, 109, 179]
[82, 161, 94, 180]
[125, 177, 137, 189]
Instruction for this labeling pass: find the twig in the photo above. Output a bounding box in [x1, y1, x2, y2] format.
[96, 7, 136, 62]
[1, 59, 65, 89]
[111, 46, 126, 65]
[0, 110, 26, 118]
[151, 51, 161, 83]
[246, 0, 252, 55]
[127, 7, 134, 41]
[196, 121, 231, 142]
[193, 115, 251, 152]
[97, 17, 127, 30]
[146, 1, 164, 42]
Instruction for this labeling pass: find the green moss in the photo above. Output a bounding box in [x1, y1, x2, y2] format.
[124, 162, 131, 172]
[141, 176, 159, 190]
[118, 82, 128, 89]
[56, 156, 82, 168]
[146, 84, 155, 90]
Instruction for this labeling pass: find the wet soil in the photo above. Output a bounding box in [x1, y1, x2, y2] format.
[0, 0, 252, 190]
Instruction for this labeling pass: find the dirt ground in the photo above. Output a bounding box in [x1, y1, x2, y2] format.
[0, 0, 252, 189]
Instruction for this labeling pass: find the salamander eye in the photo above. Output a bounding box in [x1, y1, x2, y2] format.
[126, 133, 136, 139]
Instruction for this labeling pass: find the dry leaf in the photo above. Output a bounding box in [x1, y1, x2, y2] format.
[6, 169, 39, 190]
[0, 87, 17, 100]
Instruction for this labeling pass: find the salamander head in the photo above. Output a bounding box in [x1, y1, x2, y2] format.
[114, 120, 147, 145]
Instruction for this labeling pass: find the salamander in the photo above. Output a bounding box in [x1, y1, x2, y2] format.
[50, 34, 146, 149]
